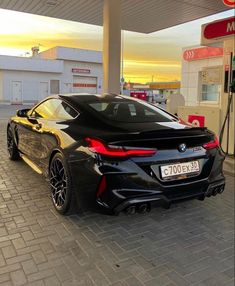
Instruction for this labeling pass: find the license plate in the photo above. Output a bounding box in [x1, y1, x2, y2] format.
[160, 161, 200, 178]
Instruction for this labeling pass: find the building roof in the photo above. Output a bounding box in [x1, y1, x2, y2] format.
[0, 46, 102, 72]
[0, 54, 63, 73]
[0, 0, 231, 33]
[40, 46, 102, 63]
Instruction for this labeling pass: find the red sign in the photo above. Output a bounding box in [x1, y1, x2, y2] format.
[188, 115, 205, 127]
[130, 91, 147, 101]
[73, 83, 96, 88]
[204, 17, 235, 40]
[183, 47, 223, 61]
[72, 68, 90, 74]
[223, 0, 235, 7]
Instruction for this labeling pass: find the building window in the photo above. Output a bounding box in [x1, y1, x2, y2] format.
[201, 84, 221, 102]
[199, 67, 222, 103]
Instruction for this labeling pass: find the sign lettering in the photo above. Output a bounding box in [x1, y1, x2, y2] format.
[72, 68, 90, 74]
[227, 21, 235, 32]
[203, 17, 235, 40]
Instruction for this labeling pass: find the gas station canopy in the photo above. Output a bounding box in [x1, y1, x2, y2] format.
[0, 0, 232, 94]
[0, 0, 231, 33]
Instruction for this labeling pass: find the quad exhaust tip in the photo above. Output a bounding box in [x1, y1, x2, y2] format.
[125, 205, 136, 215]
[217, 185, 225, 194]
[125, 203, 151, 215]
[124, 183, 225, 215]
[137, 203, 151, 214]
[206, 184, 225, 197]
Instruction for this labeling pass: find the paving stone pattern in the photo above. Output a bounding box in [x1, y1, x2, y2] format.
[0, 108, 234, 286]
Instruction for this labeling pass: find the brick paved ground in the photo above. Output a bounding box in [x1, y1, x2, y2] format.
[0, 106, 234, 286]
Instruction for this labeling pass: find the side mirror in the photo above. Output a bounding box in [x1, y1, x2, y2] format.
[16, 109, 31, 118]
[27, 114, 39, 124]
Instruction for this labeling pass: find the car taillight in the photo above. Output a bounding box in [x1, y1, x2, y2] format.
[203, 136, 219, 150]
[85, 138, 156, 157]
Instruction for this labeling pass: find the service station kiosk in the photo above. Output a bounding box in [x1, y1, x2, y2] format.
[178, 16, 235, 156]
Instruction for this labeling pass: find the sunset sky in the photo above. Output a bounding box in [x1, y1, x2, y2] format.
[0, 8, 233, 83]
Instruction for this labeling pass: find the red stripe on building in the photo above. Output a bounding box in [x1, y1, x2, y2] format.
[183, 47, 223, 61]
[73, 83, 97, 88]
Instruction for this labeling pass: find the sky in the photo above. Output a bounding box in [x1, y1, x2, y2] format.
[0, 8, 234, 83]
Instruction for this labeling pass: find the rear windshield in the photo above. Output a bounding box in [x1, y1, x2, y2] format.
[87, 98, 174, 123]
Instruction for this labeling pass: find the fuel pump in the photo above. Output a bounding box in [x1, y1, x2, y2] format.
[219, 53, 235, 157]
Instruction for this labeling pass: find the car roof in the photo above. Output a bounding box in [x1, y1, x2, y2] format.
[58, 93, 135, 106]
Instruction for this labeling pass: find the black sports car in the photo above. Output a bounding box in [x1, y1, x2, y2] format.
[7, 94, 225, 215]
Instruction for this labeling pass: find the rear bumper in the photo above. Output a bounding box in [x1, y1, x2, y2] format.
[70, 146, 225, 213]
[98, 178, 225, 214]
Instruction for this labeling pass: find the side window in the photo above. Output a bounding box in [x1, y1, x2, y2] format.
[31, 99, 78, 120]
[113, 104, 119, 115]
[144, 108, 156, 116]
[56, 101, 78, 120]
[89, 102, 109, 112]
[128, 104, 137, 116]
[31, 99, 61, 119]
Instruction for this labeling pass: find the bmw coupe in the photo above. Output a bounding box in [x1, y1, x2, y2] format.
[7, 94, 225, 215]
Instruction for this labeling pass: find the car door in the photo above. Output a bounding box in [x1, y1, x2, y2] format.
[17, 99, 61, 168]
[38, 99, 79, 171]
[16, 113, 43, 161]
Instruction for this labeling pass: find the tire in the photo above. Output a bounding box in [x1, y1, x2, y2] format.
[49, 152, 77, 215]
[7, 128, 20, 161]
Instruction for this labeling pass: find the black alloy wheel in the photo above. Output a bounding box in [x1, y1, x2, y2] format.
[7, 128, 20, 160]
[49, 153, 76, 215]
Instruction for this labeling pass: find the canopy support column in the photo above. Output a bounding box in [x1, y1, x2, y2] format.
[103, 0, 121, 94]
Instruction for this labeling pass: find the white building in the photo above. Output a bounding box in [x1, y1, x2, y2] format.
[179, 45, 224, 135]
[0, 46, 103, 104]
[179, 16, 234, 156]
[181, 46, 223, 106]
